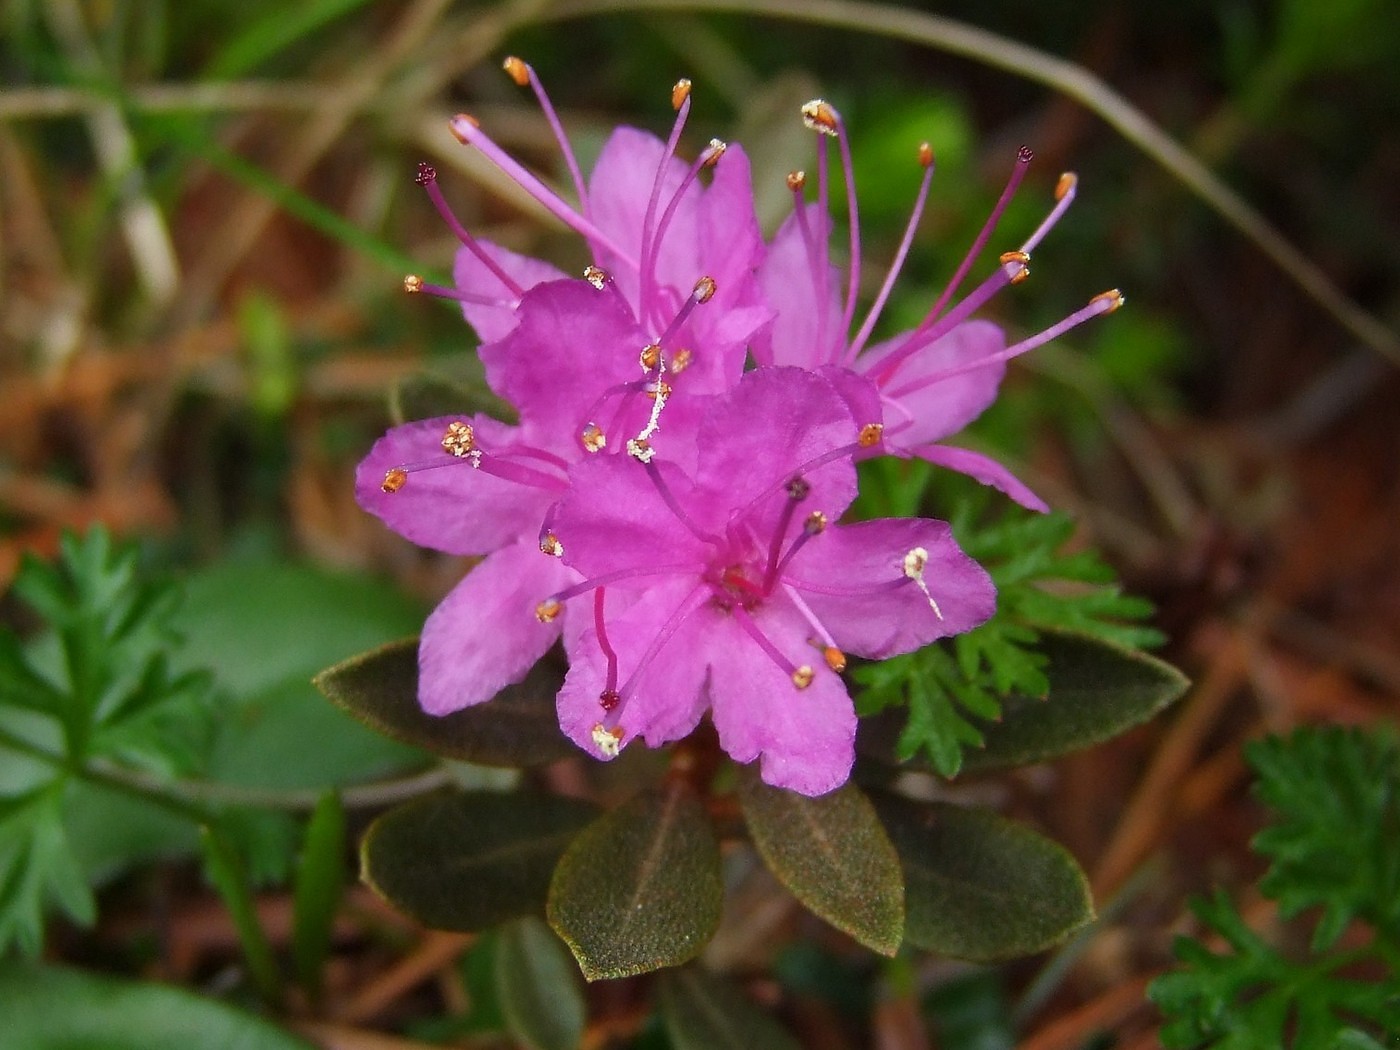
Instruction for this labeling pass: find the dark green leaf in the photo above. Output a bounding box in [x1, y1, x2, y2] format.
[315, 639, 576, 768]
[495, 917, 587, 1050]
[548, 783, 722, 981]
[873, 793, 1093, 962]
[658, 967, 801, 1050]
[0, 784, 95, 957]
[390, 366, 510, 426]
[0, 962, 314, 1049]
[738, 771, 903, 956]
[292, 792, 347, 1002]
[964, 629, 1188, 773]
[362, 791, 597, 932]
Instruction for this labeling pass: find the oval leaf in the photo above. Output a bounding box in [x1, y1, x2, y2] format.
[873, 792, 1093, 961]
[659, 967, 802, 1050]
[495, 917, 587, 1050]
[547, 783, 722, 981]
[738, 770, 903, 956]
[315, 639, 576, 767]
[963, 629, 1188, 773]
[0, 962, 313, 1049]
[362, 791, 597, 932]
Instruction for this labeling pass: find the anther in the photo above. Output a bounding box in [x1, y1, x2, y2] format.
[703, 139, 727, 166]
[535, 599, 562, 623]
[403, 274, 424, 293]
[441, 421, 475, 457]
[539, 533, 564, 557]
[858, 422, 884, 448]
[599, 689, 621, 712]
[693, 276, 717, 303]
[801, 99, 839, 136]
[786, 170, 806, 191]
[1017, 145, 1034, 164]
[381, 467, 407, 493]
[785, 477, 811, 501]
[581, 423, 606, 453]
[1092, 288, 1125, 313]
[448, 112, 479, 144]
[902, 547, 944, 620]
[670, 348, 693, 373]
[502, 55, 529, 87]
[918, 142, 934, 168]
[804, 511, 828, 535]
[1055, 172, 1078, 201]
[645, 381, 673, 401]
[639, 343, 661, 370]
[671, 78, 692, 110]
[414, 162, 436, 185]
[999, 250, 1032, 284]
[791, 665, 815, 689]
[591, 724, 624, 757]
[822, 645, 847, 672]
[626, 437, 654, 463]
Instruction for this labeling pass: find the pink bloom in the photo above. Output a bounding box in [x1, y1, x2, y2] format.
[543, 367, 996, 796]
[358, 66, 771, 715]
[755, 100, 1123, 512]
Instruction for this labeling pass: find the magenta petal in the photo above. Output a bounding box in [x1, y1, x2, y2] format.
[417, 540, 574, 715]
[755, 205, 842, 369]
[556, 579, 710, 757]
[911, 444, 1049, 512]
[453, 241, 568, 344]
[707, 603, 855, 796]
[355, 415, 556, 555]
[693, 367, 859, 525]
[551, 455, 711, 579]
[863, 320, 1006, 444]
[785, 518, 996, 658]
[477, 279, 648, 445]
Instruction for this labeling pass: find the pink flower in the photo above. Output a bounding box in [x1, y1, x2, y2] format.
[358, 66, 771, 715]
[755, 99, 1123, 512]
[543, 367, 996, 796]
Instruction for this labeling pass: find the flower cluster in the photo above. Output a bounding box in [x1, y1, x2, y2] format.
[356, 61, 1120, 795]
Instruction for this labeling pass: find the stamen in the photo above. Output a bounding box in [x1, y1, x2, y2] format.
[580, 423, 607, 453]
[639, 343, 662, 371]
[641, 143, 727, 329]
[888, 289, 1125, 398]
[800, 99, 839, 136]
[812, 101, 863, 351]
[769, 510, 828, 582]
[502, 57, 591, 221]
[546, 564, 697, 608]
[846, 141, 937, 362]
[902, 547, 944, 620]
[820, 643, 847, 672]
[858, 423, 884, 448]
[762, 477, 809, 590]
[1019, 171, 1078, 255]
[627, 437, 655, 463]
[447, 115, 636, 268]
[870, 255, 1028, 386]
[384, 446, 565, 493]
[637, 86, 694, 326]
[670, 348, 693, 373]
[921, 145, 1033, 325]
[671, 78, 692, 111]
[651, 276, 716, 350]
[539, 532, 564, 557]
[414, 162, 525, 298]
[594, 588, 619, 695]
[614, 582, 709, 705]
[441, 421, 475, 457]
[591, 724, 624, 757]
[582, 265, 609, 290]
[535, 599, 562, 622]
[732, 605, 807, 688]
[786, 170, 806, 191]
[381, 467, 407, 493]
[641, 459, 718, 543]
[402, 275, 507, 306]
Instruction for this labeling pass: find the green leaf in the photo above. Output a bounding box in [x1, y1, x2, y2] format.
[494, 917, 587, 1050]
[292, 792, 347, 1002]
[658, 967, 802, 1050]
[548, 782, 722, 981]
[873, 793, 1094, 962]
[0, 962, 314, 1049]
[314, 639, 575, 768]
[965, 629, 1188, 773]
[199, 826, 280, 1005]
[0, 784, 95, 957]
[362, 791, 597, 932]
[737, 771, 904, 956]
